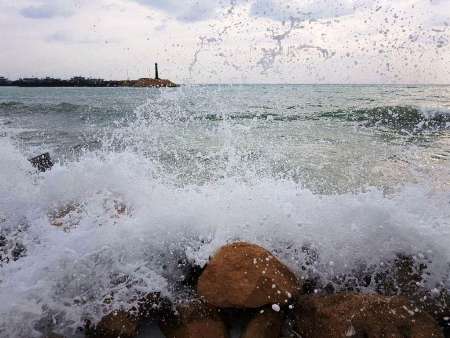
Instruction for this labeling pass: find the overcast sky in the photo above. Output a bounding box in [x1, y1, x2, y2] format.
[0, 0, 449, 83]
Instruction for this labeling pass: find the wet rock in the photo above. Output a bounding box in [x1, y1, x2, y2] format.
[42, 333, 65, 338]
[197, 242, 300, 308]
[29, 152, 53, 172]
[295, 293, 443, 338]
[241, 310, 282, 338]
[0, 232, 27, 266]
[175, 258, 204, 289]
[372, 254, 450, 334]
[113, 200, 128, 216]
[375, 254, 427, 297]
[48, 202, 82, 231]
[135, 292, 175, 323]
[159, 300, 228, 338]
[88, 310, 138, 338]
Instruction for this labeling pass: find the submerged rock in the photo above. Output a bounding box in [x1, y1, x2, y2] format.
[159, 300, 228, 338]
[87, 310, 139, 338]
[241, 310, 283, 338]
[197, 242, 300, 308]
[48, 202, 82, 230]
[135, 292, 175, 323]
[0, 231, 27, 266]
[295, 293, 443, 338]
[29, 152, 54, 172]
[374, 254, 427, 297]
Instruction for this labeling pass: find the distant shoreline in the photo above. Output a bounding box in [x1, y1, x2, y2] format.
[0, 76, 178, 88]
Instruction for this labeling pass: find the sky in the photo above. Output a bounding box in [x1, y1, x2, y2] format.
[0, 0, 449, 84]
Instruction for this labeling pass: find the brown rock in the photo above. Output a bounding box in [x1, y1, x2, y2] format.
[296, 293, 443, 338]
[135, 292, 174, 322]
[197, 242, 300, 308]
[48, 202, 82, 231]
[241, 310, 282, 338]
[160, 300, 228, 338]
[91, 310, 138, 338]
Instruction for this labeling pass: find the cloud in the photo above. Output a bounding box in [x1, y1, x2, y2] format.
[44, 29, 120, 45]
[250, 0, 369, 22]
[20, 1, 75, 19]
[46, 32, 103, 44]
[133, 0, 222, 22]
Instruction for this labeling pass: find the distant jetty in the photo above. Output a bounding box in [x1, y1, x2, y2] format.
[0, 63, 178, 88]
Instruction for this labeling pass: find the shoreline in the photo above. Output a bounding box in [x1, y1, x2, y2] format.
[0, 79, 179, 88]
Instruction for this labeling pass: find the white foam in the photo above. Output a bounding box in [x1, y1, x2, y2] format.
[0, 112, 450, 336]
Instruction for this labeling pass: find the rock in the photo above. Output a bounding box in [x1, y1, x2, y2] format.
[197, 242, 300, 308]
[135, 292, 175, 323]
[48, 202, 82, 231]
[175, 258, 204, 289]
[42, 333, 65, 338]
[160, 300, 228, 338]
[375, 254, 427, 297]
[29, 152, 53, 172]
[113, 200, 128, 216]
[89, 310, 138, 338]
[241, 310, 283, 338]
[295, 293, 443, 338]
[0, 232, 27, 266]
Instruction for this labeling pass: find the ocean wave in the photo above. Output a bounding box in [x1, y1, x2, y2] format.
[320, 105, 450, 132]
[138, 104, 450, 129]
[0, 136, 450, 337]
[0, 101, 103, 115]
[200, 112, 307, 121]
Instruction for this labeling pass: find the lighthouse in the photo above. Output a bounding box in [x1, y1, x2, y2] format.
[155, 63, 159, 80]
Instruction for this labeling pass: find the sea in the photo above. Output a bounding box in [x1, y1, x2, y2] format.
[1, 84, 450, 337]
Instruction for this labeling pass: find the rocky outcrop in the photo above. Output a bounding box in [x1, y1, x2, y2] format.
[159, 300, 228, 338]
[43, 242, 449, 337]
[295, 293, 443, 338]
[241, 310, 283, 338]
[29, 152, 53, 172]
[89, 310, 138, 338]
[197, 242, 300, 308]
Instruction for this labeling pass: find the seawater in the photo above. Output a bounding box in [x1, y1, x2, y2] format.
[1, 84, 450, 337]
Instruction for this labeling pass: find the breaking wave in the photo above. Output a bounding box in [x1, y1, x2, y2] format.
[147, 105, 450, 134]
[0, 146, 449, 337]
[320, 105, 450, 132]
[1, 91, 450, 337]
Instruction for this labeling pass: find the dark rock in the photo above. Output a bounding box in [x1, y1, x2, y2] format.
[374, 254, 427, 297]
[159, 300, 228, 338]
[175, 258, 204, 289]
[241, 310, 282, 338]
[295, 293, 443, 338]
[87, 310, 139, 338]
[134, 292, 175, 324]
[41, 333, 65, 338]
[0, 233, 26, 266]
[30, 152, 54, 172]
[197, 242, 300, 308]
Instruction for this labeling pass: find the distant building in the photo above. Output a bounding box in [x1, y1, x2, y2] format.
[0, 76, 11, 86]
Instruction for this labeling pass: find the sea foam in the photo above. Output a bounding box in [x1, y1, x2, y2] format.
[1, 132, 450, 336]
[1, 87, 450, 337]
